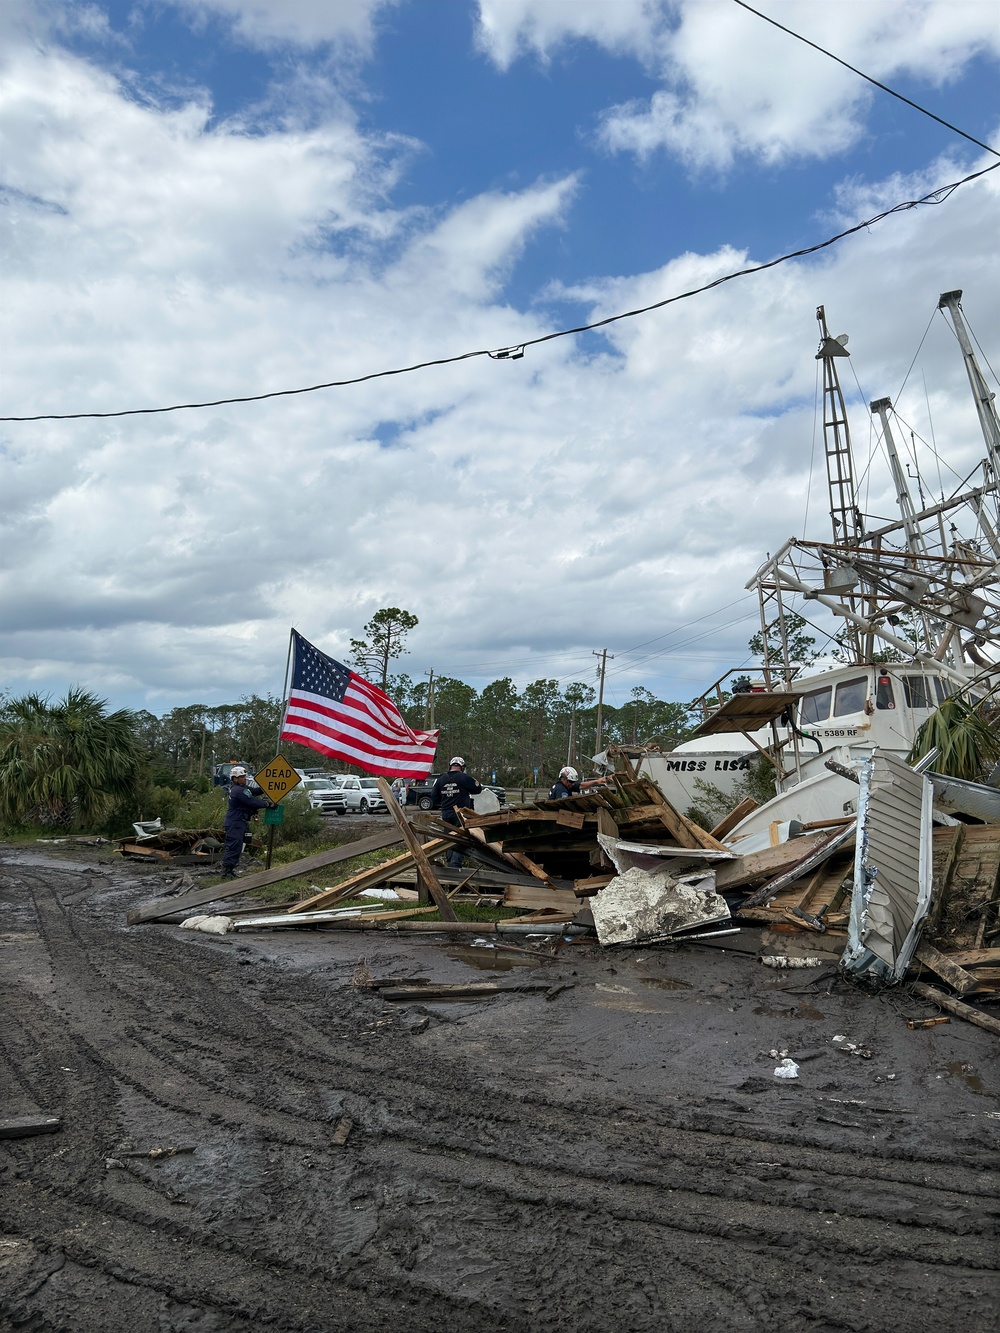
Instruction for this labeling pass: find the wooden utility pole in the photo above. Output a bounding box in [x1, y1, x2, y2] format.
[592, 649, 614, 754]
[423, 669, 435, 729]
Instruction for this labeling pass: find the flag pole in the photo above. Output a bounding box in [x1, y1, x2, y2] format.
[275, 628, 294, 751]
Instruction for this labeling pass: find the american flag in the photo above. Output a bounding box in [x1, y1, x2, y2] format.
[279, 630, 440, 777]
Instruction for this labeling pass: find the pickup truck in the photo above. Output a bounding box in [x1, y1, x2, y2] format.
[405, 775, 506, 811]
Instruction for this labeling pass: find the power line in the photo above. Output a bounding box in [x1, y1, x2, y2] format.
[2, 161, 996, 424]
[731, 0, 1000, 159]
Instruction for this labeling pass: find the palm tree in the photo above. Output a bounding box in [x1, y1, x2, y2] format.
[0, 689, 142, 830]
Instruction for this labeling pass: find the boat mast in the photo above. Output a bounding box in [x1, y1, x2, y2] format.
[816, 306, 870, 658]
[817, 306, 862, 547]
[938, 290, 1000, 554]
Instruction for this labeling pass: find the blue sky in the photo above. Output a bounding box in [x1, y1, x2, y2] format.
[1, 0, 999, 717]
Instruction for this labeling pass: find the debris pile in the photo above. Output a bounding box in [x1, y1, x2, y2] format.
[124, 759, 1000, 1036]
[118, 827, 225, 863]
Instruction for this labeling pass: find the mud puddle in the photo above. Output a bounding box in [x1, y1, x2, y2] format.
[445, 944, 545, 971]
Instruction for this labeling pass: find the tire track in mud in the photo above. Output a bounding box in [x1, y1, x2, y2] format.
[2, 864, 999, 1331]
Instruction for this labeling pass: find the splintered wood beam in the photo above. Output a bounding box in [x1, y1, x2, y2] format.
[126, 829, 402, 924]
[709, 797, 759, 840]
[909, 982, 1000, 1036]
[287, 840, 451, 913]
[915, 942, 982, 995]
[377, 779, 457, 922]
[505, 850, 559, 887]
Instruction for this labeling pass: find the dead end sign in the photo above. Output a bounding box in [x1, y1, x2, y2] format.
[254, 756, 302, 803]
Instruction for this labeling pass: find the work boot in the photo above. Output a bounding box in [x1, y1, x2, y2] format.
[219, 869, 236, 879]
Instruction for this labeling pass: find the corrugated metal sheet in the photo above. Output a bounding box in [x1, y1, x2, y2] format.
[842, 750, 933, 985]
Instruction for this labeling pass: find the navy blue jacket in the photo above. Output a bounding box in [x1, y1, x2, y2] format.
[548, 779, 580, 800]
[432, 770, 482, 815]
[224, 783, 271, 828]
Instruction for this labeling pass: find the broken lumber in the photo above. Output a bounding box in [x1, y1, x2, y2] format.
[0, 1114, 62, 1139]
[503, 884, 580, 913]
[714, 832, 834, 893]
[378, 981, 554, 1000]
[126, 830, 401, 924]
[909, 981, 1000, 1036]
[377, 779, 457, 922]
[287, 840, 451, 913]
[709, 797, 759, 841]
[914, 942, 982, 995]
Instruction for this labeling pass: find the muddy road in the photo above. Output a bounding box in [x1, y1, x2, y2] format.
[1, 845, 998, 1332]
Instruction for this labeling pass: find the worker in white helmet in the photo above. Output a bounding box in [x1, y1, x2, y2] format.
[220, 766, 273, 877]
[432, 756, 483, 869]
[548, 766, 610, 800]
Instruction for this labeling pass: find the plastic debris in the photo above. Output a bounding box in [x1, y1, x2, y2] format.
[759, 955, 824, 968]
[831, 1034, 874, 1058]
[773, 1058, 800, 1079]
[179, 914, 233, 934]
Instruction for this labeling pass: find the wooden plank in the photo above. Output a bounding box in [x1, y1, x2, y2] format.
[945, 948, 1000, 967]
[503, 884, 579, 912]
[739, 827, 855, 909]
[714, 832, 833, 893]
[376, 779, 457, 922]
[288, 841, 450, 913]
[331, 1116, 354, 1147]
[909, 982, 1000, 1036]
[556, 810, 586, 830]
[0, 1114, 62, 1139]
[574, 874, 614, 893]
[126, 830, 401, 924]
[709, 797, 758, 841]
[379, 981, 553, 1000]
[505, 850, 558, 887]
[914, 942, 982, 995]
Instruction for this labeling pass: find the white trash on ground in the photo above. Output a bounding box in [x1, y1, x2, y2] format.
[759, 955, 824, 969]
[773, 1058, 800, 1079]
[179, 915, 233, 934]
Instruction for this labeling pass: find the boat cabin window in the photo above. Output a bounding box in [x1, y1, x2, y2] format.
[833, 677, 867, 717]
[799, 685, 832, 725]
[902, 675, 935, 709]
[875, 674, 895, 710]
[933, 676, 949, 704]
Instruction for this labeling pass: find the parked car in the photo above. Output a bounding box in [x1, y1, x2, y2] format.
[405, 775, 506, 811]
[335, 775, 387, 814]
[298, 778, 346, 815]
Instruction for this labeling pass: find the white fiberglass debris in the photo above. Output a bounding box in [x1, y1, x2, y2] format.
[773, 1058, 800, 1079]
[759, 955, 823, 968]
[358, 888, 402, 900]
[831, 1035, 874, 1058]
[179, 914, 233, 934]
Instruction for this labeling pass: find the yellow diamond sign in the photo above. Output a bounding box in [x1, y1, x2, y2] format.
[254, 755, 302, 803]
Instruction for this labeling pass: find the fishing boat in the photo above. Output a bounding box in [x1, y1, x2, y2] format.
[636, 290, 1000, 830]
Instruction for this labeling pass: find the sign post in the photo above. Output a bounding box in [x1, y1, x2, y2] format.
[254, 756, 302, 869]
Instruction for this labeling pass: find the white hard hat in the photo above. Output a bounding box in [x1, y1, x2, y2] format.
[560, 766, 579, 782]
[449, 756, 466, 767]
[230, 766, 247, 778]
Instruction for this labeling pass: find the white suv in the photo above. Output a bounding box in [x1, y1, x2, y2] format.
[335, 776, 386, 814]
[299, 778, 346, 815]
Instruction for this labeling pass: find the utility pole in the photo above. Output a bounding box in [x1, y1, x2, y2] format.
[423, 669, 435, 730]
[566, 702, 577, 768]
[592, 649, 614, 755]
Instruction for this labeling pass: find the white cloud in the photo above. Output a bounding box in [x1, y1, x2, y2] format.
[174, 0, 401, 50]
[1, 19, 998, 711]
[478, 0, 1000, 169]
[476, 0, 659, 69]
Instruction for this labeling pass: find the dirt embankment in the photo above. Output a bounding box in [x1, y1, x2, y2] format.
[1, 845, 998, 1332]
